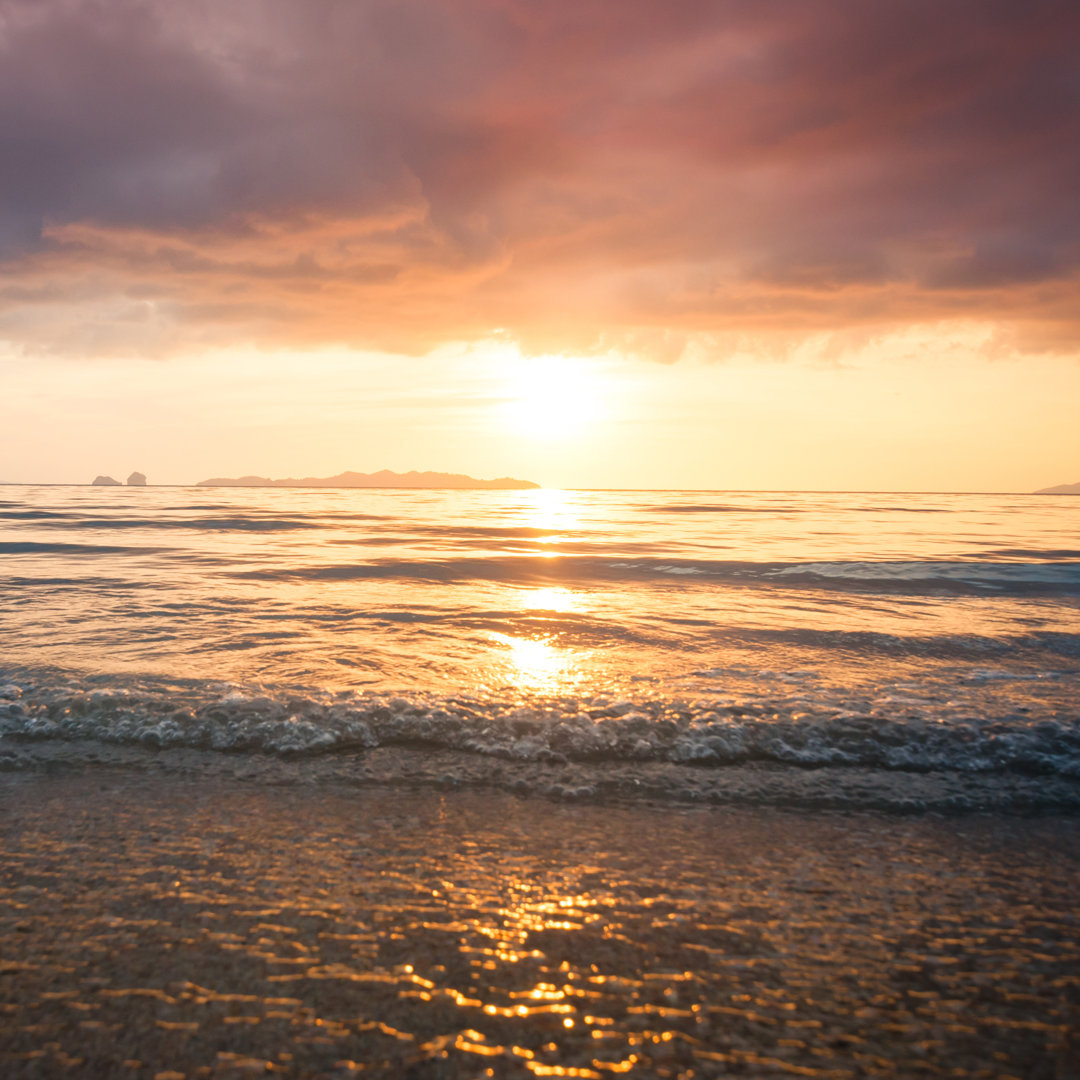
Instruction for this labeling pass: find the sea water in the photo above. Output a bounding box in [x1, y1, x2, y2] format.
[1, 486, 1078, 810]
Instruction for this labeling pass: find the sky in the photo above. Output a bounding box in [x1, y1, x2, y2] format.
[2, 0, 1079, 490]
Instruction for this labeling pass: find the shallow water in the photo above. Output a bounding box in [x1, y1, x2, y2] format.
[1, 486, 1078, 809]
[2, 777, 1078, 1078]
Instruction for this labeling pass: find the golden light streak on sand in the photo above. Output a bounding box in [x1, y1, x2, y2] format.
[3, 777, 1079, 1076]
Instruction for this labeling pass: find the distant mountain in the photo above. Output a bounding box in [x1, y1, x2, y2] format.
[91, 475, 121, 486]
[196, 469, 540, 490]
[1035, 480, 1080, 494]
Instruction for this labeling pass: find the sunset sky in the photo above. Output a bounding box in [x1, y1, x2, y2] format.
[2, 0, 1079, 490]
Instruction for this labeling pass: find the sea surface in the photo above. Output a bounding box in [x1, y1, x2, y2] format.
[1, 485, 1078, 810]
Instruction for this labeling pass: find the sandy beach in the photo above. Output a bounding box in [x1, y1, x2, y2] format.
[1, 772, 1078, 1079]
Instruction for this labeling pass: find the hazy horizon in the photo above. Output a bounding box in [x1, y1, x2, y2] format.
[2, 474, 1076, 496]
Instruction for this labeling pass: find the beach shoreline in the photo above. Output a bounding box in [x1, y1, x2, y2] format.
[5, 739, 1080, 815]
[2, 772, 1078, 1078]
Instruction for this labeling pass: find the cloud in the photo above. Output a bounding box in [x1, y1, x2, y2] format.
[1, 0, 1078, 358]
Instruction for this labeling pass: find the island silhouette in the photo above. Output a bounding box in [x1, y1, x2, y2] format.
[196, 469, 539, 490]
[91, 472, 148, 486]
[1035, 480, 1080, 494]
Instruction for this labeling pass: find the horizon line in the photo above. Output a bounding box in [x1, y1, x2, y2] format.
[0, 481, 1075, 497]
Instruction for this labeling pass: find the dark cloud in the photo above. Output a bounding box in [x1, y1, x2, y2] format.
[0, 0, 1078, 354]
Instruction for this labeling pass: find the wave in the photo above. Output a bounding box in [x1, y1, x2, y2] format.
[3, 675, 1077, 781]
[978, 547, 1080, 559]
[645, 503, 791, 513]
[642, 503, 952, 514]
[0, 514, 376, 531]
[0, 541, 169, 555]
[233, 556, 1080, 596]
[704, 628, 1080, 661]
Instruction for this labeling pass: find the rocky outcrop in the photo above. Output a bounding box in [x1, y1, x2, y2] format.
[127, 472, 147, 486]
[91, 475, 121, 486]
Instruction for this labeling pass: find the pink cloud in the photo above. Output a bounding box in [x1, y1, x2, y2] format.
[1, 0, 1077, 355]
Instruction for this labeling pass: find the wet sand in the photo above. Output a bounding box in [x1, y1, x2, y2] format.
[1, 773, 1078, 1079]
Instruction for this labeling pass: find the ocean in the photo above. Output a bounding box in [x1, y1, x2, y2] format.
[2, 485, 1078, 811]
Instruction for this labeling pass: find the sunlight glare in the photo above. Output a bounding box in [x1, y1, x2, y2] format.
[523, 488, 578, 533]
[491, 633, 573, 692]
[502, 355, 606, 441]
[520, 587, 580, 613]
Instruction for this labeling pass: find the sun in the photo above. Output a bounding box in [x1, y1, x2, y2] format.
[501, 354, 606, 441]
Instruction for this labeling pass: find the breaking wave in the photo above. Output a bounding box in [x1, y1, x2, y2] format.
[2, 672, 1078, 813]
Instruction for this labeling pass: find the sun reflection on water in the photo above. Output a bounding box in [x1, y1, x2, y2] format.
[520, 587, 580, 613]
[523, 488, 580, 533]
[491, 633, 578, 692]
